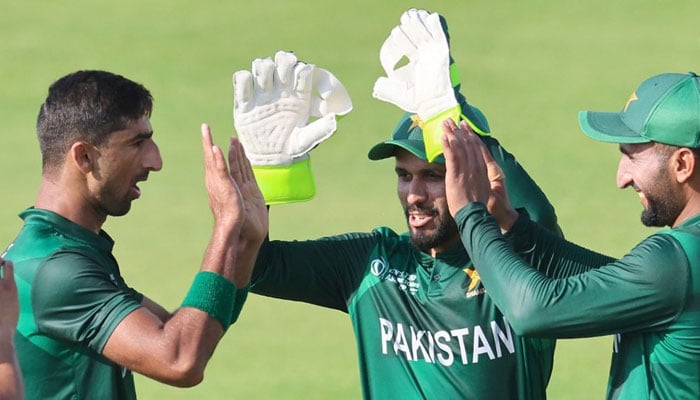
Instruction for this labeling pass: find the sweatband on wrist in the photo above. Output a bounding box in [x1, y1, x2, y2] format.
[423, 105, 461, 162]
[181, 271, 237, 330]
[252, 157, 315, 205]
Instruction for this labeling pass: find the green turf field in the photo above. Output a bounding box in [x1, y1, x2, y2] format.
[1, 0, 698, 398]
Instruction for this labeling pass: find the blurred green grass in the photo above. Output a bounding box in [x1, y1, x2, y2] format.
[1, 0, 698, 398]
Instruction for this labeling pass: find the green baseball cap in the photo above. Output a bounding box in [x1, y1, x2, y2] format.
[368, 102, 491, 162]
[579, 72, 700, 147]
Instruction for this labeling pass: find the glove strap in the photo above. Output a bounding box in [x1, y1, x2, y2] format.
[423, 105, 461, 162]
[253, 157, 316, 205]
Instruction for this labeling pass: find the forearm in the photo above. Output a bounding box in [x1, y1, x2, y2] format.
[226, 240, 258, 324]
[104, 223, 241, 386]
[231, 238, 261, 289]
[150, 220, 241, 378]
[457, 203, 686, 337]
[504, 209, 613, 278]
[104, 305, 226, 387]
[200, 221, 240, 281]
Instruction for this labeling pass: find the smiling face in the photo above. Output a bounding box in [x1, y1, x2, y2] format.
[86, 117, 163, 217]
[394, 149, 460, 255]
[616, 142, 685, 227]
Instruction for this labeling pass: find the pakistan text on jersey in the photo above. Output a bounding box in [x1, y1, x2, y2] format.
[379, 317, 516, 366]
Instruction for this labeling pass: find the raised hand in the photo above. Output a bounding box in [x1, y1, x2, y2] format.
[442, 120, 518, 231]
[200, 123, 245, 231]
[228, 135, 267, 245]
[224, 136, 268, 288]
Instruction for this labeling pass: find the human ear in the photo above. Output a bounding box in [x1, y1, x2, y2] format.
[673, 148, 696, 183]
[69, 141, 95, 174]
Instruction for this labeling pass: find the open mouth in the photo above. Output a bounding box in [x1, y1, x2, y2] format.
[407, 209, 436, 228]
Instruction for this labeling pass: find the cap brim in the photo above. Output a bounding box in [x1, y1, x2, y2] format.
[367, 139, 445, 163]
[578, 111, 650, 144]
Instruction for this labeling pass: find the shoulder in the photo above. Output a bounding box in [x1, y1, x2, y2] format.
[37, 248, 108, 281]
[371, 226, 400, 238]
[33, 249, 116, 306]
[632, 232, 687, 256]
[370, 226, 413, 247]
[645, 228, 700, 267]
[622, 233, 689, 284]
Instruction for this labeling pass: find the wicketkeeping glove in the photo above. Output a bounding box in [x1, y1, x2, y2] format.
[233, 51, 352, 204]
[373, 8, 488, 162]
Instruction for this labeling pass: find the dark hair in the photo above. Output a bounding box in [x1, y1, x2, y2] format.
[36, 70, 153, 170]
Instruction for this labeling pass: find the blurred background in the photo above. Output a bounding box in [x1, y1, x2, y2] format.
[1, 1, 698, 398]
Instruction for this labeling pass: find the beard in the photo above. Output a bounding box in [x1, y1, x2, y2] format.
[406, 206, 460, 253]
[641, 191, 683, 227]
[96, 187, 133, 217]
[639, 170, 683, 227]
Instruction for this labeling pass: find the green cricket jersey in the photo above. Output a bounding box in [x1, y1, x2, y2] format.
[4, 208, 144, 400]
[457, 203, 700, 400]
[251, 138, 565, 399]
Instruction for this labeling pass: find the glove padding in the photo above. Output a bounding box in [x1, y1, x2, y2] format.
[373, 8, 456, 119]
[233, 51, 352, 204]
[234, 51, 352, 166]
[372, 8, 462, 162]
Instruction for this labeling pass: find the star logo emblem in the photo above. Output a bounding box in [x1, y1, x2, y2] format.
[464, 267, 481, 291]
[623, 92, 638, 112]
[409, 114, 425, 130]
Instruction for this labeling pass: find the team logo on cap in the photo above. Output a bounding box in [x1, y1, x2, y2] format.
[624, 92, 638, 112]
[409, 114, 425, 130]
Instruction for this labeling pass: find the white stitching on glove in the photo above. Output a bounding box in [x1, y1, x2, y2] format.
[233, 51, 352, 167]
[372, 8, 457, 121]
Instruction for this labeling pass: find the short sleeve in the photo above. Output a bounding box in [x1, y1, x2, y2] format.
[32, 250, 143, 353]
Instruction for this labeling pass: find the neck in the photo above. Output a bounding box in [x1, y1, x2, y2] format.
[35, 178, 105, 233]
[428, 236, 461, 257]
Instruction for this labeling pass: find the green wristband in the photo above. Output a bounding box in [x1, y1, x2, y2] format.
[252, 157, 315, 205]
[181, 271, 237, 330]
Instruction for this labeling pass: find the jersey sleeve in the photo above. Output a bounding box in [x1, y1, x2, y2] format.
[483, 136, 562, 237]
[455, 203, 688, 338]
[250, 231, 380, 312]
[505, 209, 611, 278]
[32, 250, 143, 354]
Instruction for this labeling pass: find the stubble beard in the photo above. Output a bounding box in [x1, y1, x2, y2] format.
[407, 207, 460, 253]
[641, 192, 682, 227]
[640, 173, 683, 227]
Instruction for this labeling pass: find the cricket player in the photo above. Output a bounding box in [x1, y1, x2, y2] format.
[3, 70, 264, 399]
[444, 71, 700, 399]
[231, 9, 577, 398]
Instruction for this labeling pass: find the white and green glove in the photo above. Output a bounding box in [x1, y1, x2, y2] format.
[373, 8, 485, 162]
[233, 51, 352, 204]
